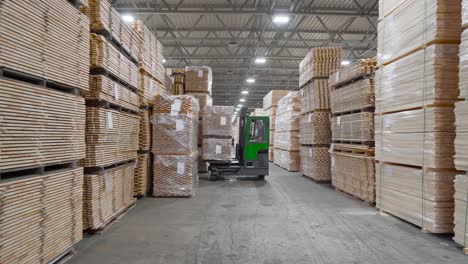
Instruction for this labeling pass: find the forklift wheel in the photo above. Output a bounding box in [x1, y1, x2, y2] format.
[258, 175, 265, 180]
[208, 170, 218, 181]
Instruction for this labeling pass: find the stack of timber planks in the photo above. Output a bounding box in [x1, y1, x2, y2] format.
[152, 95, 199, 197]
[262, 90, 290, 161]
[454, 3, 468, 254]
[202, 106, 234, 161]
[0, 0, 89, 262]
[84, 0, 140, 230]
[167, 68, 186, 95]
[375, 0, 461, 234]
[274, 92, 301, 172]
[330, 59, 377, 203]
[299, 47, 342, 182]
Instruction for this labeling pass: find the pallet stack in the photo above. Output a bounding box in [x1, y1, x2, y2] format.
[298, 47, 342, 182]
[152, 95, 199, 197]
[202, 106, 234, 161]
[274, 92, 301, 172]
[0, 0, 89, 262]
[262, 90, 290, 161]
[375, 0, 461, 234]
[83, 0, 141, 231]
[454, 4, 468, 254]
[329, 59, 377, 204]
[167, 68, 186, 95]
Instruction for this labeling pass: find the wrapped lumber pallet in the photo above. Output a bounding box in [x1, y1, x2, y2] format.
[153, 154, 198, 197]
[263, 90, 290, 110]
[300, 146, 331, 181]
[152, 113, 198, 155]
[329, 59, 377, 88]
[331, 152, 375, 203]
[274, 132, 300, 152]
[140, 72, 167, 106]
[84, 107, 139, 167]
[376, 163, 456, 233]
[86, 74, 140, 112]
[300, 79, 330, 113]
[459, 30, 468, 101]
[187, 93, 213, 110]
[90, 33, 140, 90]
[300, 112, 331, 145]
[134, 153, 149, 196]
[274, 149, 300, 172]
[377, 0, 461, 66]
[153, 94, 200, 115]
[299, 47, 342, 87]
[0, 79, 85, 171]
[331, 78, 375, 114]
[375, 107, 455, 168]
[379, 0, 404, 19]
[185, 66, 212, 94]
[83, 162, 136, 230]
[1, 0, 90, 91]
[331, 112, 374, 143]
[202, 138, 232, 161]
[453, 174, 468, 251]
[0, 168, 83, 264]
[202, 106, 234, 137]
[376, 44, 459, 114]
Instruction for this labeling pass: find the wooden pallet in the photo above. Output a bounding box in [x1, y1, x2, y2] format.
[331, 144, 375, 157]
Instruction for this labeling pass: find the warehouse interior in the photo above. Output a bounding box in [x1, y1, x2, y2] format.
[1, 0, 468, 263]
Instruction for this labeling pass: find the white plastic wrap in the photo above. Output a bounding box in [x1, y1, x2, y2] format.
[263, 90, 290, 110]
[202, 138, 232, 161]
[274, 132, 300, 151]
[275, 91, 301, 133]
[153, 154, 198, 197]
[453, 174, 468, 247]
[187, 92, 213, 109]
[459, 30, 468, 101]
[152, 113, 198, 155]
[455, 101, 468, 171]
[153, 94, 200, 115]
[185, 66, 213, 94]
[331, 112, 374, 143]
[202, 105, 234, 137]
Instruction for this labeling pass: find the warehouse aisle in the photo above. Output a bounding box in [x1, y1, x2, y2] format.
[70, 164, 467, 264]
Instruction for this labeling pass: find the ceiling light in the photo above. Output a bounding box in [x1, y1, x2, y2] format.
[273, 15, 289, 24]
[240, 98, 246, 102]
[341, 60, 351, 66]
[246, 78, 255, 83]
[242, 90, 249, 95]
[122, 15, 135, 23]
[228, 41, 239, 48]
[255, 57, 266, 64]
[162, 58, 167, 63]
[237, 104, 243, 107]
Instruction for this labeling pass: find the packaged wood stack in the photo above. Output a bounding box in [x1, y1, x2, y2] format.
[167, 68, 186, 95]
[262, 90, 290, 161]
[329, 59, 377, 203]
[0, 0, 89, 262]
[202, 106, 234, 161]
[299, 47, 341, 181]
[152, 94, 199, 197]
[375, 0, 461, 234]
[252, 108, 267, 116]
[274, 92, 301, 171]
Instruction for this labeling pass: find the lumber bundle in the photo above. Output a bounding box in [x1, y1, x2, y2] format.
[331, 152, 375, 203]
[0, 168, 83, 264]
[377, 0, 461, 66]
[0, 79, 85, 171]
[263, 90, 290, 110]
[83, 163, 135, 230]
[139, 109, 151, 151]
[84, 107, 139, 167]
[300, 112, 331, 145]
[185, 66, 212, 94]
[376, 163, 456, 233]
[152, 114, 198, 155]
[202, 106, 234, 137]
[133, 21, 165, 82]
[274, 149, 300, 172]
[300, 146, 331, 181]
[202, 138, 232, 161]
[139, 72, 166, 106]
[331, 78, 375, 114]
[379, 0, 403, 19]
[153, 154, 198, 197]
[134, 153, 149, 196]
[453, 174, 468, 248]
[299, 47, 342, 87]
[90, 34, 140, 89]
[0, 0, 90, 91]
[375, 44, 459, 114]
[459, 31, 468, 101]
[153, 94, 200, 114]
[274, 132, 300, 152]
[187, 93, 213, 110]
[89, 0, 141, 61]
[86, 75, 139, 112]
[455, 101, 468, 172]
[329, 59, 377, 88]
[331, 112, 374, 142]
[300, 79, 330, 113]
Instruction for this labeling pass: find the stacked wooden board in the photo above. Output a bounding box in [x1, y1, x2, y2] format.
[274, 92, 301, 171]
[299, 47, 341, 181]
[152, 95, 199, 197]
[375, 0, 461, 234]
[133, 21, 165, 84]
[167, 68, 186, 95]
[263, 90, 290, 161]
[185, 66, 213, 94]
[202, 106, 234, 161]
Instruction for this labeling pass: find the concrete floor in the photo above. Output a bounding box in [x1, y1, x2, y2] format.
[70, 164, 468, 264]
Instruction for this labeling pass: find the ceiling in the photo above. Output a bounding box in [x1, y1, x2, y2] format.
[112, 0, 378, 109]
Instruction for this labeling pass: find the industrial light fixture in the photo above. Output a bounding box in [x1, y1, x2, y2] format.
[341, 60, 351, 66]
[273, 15, 289, 24]
[255, 57, 266, 64]
[237, 104, 243, 107]
[162, 58, 167, 63]
[228, 41, 239, 48]
[246, 78, 255, 83]
[242, 90, 249, 95]
[122, 15, 135, 23]
[240, 98, 246, 102]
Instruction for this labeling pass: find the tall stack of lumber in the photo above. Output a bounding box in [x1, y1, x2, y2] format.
[184, 66, 213, 172]
[329, 59, 377, 203]
[0, 0, 89, 262]
[375, 0, 461, 234]
[84, 0, 140, 230]
[152, 95, 199, 197]
[202, 106, 234, 161]
[454, 3, 468, 254]
[299, 47, 342, 182]
[262, 90, 290, 161]
[167, 68, 186, 95]
[274, 92, 301, 172]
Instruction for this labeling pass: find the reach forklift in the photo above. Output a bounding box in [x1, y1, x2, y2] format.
[207, 107, 270, 181]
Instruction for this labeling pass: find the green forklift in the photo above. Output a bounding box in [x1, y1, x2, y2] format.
[207, 107, 270, 181]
